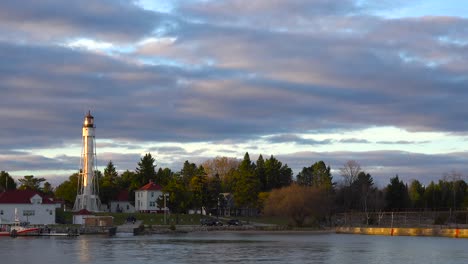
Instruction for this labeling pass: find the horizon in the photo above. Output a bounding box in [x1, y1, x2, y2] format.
[1, 0, 468, 186]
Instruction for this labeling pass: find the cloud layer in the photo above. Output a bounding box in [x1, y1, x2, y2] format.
[0, 0, 467, 184]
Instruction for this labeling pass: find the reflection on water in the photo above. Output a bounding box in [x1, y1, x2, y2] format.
[2, 232, 468, 264]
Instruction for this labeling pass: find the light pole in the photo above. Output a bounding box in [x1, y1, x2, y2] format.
[163, 193, 169, 225]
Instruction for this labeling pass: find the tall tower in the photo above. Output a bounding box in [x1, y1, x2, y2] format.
[73, 111, 101, 212]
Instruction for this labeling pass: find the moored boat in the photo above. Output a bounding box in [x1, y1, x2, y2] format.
[0, 221, 40, 237]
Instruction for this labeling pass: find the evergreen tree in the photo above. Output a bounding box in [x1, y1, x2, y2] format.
[100, 161, 119, 205]
[18, 175, 46, 191]
[135, 153, 156, 187]
[156, 167, 173, 187]
[297, 161, 332, 190]
[385, 175, 410, 210]
[0, 171, 17, 191]
[408, 179, 425, 208]
[103, 161, 118, 184]
[233, 153, 259, 214]
[256, 155, 267, 191]
[180, 160, 198, 186]
[189, 165, 208, 214]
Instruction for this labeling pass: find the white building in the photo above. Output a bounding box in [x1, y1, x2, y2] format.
[0, 190, 60, 225]
[135, 181, 165, 213]
[110, 190, 136, 213]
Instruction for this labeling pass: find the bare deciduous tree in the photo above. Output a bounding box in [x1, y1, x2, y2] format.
[339, 160, 361, 187]
[202, 156, 240, 179]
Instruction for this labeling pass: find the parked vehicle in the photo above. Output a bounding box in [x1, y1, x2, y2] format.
[200, 218, 223, 226]
[227, 219, 241, 226]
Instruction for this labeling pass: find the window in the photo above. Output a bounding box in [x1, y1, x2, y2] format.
[0, 210, 3, 215]
[149, 201, 156, 207]
[151, 192, 154, 197]
[23, 210, 35, 216]
[49, 210, 53, 215]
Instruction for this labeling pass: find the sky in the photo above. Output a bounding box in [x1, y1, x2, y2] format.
[1, 0, 468, 187]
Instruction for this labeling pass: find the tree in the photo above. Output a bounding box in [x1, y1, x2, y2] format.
[339, 160, 361, 187]
[103, 161, 119, 184]
[206, 173, 223, 215]
[0, 171, 17, 191]
[297, 161, 332, 190]
[156, 167, 173, 187]
[117, 170, 138, 202]
[408, 179, 425, 208]
[18, 175, 46, 191]
[385, 175, 409, 210]
[264, 184, 330, 227]
[189, 165, 208, 214]
[163, 176, 192, 223]
[264, 155, 293, 190]
[42, 182, 54, 196]
[135, 153, 156, 187]
[233, 153, 260, 215]
[202, 156, 240, 179]
[55, 173, 79, 208]
[256, 155, 267, 191]
[180, 160, 198, 186]
[100, 161, 120, 205]
[424, 181, 441, 209]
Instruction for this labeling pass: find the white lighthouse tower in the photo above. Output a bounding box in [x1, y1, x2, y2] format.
[73, 111, 101, 212]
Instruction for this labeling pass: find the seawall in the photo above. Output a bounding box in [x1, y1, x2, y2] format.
[336, 226, 468, 238]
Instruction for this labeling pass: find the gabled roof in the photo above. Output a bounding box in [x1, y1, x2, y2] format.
[74, 209, 92, 215]
[138, 181, 162, 191]
[0, 190, 55, 204]
[114, 190, 130, 201]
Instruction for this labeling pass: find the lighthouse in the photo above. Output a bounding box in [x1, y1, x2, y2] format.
[73, 111, 101, 212]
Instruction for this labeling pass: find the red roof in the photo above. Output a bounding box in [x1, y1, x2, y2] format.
[138, 181, 162, 191]
[75, 209, 92, 215]
[115, 190, 129, 201]
[0, 190, 55, 204]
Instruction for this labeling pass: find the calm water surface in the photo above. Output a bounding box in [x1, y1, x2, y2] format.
[2, 232, 468, 264]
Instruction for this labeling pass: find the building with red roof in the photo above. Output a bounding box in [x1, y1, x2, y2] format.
[135, 181, 166, 213]
[109, 190, 136, 213]
[0, 190, 60, 224]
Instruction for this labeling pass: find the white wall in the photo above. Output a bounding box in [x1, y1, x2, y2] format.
[0, 204, 56, 225]
[135, 190, 163, 212]
[110, 201, 135, 213]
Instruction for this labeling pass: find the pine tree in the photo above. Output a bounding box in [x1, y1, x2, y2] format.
[234, 153, 260, 215]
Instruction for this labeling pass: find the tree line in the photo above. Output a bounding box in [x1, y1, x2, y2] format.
[1, 155, 467, 226]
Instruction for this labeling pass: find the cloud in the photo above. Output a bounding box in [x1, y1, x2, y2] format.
[0, 0, 164, 43]
[376, 140, 430, 145]
[1, 0, 468, 185]
[265, 134, 332, 145]
[338, 138, 371, 144]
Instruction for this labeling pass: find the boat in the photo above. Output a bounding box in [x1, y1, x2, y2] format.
[0, 221, 40, 237]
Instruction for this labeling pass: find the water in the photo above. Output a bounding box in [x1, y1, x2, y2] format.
[2, 232, 468, 264]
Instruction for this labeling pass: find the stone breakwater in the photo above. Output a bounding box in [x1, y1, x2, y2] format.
[336, 226, 468, 238]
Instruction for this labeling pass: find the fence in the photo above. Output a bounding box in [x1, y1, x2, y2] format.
[336, 210, 468, 228]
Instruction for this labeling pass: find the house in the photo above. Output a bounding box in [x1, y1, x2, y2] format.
[110, 190, 136, 213]
[135, 181, 166, 213]
[0, 190, 60, 225]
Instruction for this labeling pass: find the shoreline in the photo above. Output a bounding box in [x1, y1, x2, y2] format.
[336, 226, 468, 238]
